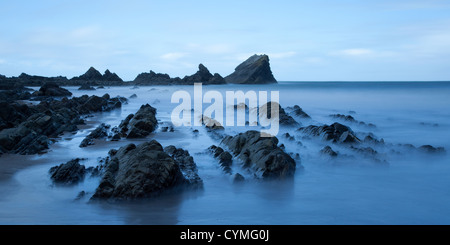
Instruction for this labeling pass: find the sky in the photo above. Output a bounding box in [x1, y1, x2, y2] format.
[0, 0, 450, 81]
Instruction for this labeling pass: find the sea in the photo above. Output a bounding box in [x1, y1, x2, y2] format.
[0, 81, 449, 224]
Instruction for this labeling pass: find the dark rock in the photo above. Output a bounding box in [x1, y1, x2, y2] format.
[32, 82, 72, 97]
[79, 123, 109, 147]
[49, 158, 86, 185]
[125, 104, 158, 138]
[0, 94, 125, 155]
[233, 173, 245, 183]
[201, 115, 224, 130]
[91, 141, 201, 201]
[320, 146, 338, 157]
[418, 145, 446, 154]
[78, 85, 96, 90]
[208, 145, 233, 174]
[181, 64, 226, 84]
[221, 130, 297, 179]
[164, 145, 203, 187]
[129, 94, 137, 99]
[259, 102, 299, 126]
[225, 54, 277, 84]
[300, 122, 361, 144]
[290, 105, 311, 119]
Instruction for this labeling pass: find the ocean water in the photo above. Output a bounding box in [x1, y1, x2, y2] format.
[0, 82, 449, 224]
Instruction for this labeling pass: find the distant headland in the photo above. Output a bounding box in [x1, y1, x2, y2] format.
[0, 54, 277, 86]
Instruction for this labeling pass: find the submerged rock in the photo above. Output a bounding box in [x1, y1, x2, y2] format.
[221, 130, 297, 179]
[91, 141, 202, 201]
[225, 54, 277, 84]
[258, 101, 299, 126]
[289, 105, 311, 119]
[78, 85, 96, 90]
[49, 158, 86, 185]
[320, 146, 338, 157]
[208, 145, 233, 174]
[418, 145, 446, 154]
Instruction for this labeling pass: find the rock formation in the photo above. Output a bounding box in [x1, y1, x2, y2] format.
[225, 54, 277, 84]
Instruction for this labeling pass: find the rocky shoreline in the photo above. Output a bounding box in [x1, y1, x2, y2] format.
[0, 54, 277, 87]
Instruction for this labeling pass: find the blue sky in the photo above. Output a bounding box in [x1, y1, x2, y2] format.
[1, 0, 450, 81]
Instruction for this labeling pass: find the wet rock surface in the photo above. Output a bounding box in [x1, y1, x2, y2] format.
[49, 158, 86, 185]
[225, 54, 277, 84]
[79, 123, 110, 147]
[91, 140, 202, 201]
[300, 122, 361, 144]
[221, 130, 297, 179]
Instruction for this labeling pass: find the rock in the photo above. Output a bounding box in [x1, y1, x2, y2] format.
[91, 141, 201, 201]
[233, 173, 245, 183]
[49, 158, 86, 185]
[225, 54, 277, 84]
[418, 145, 446, 154]
[71, 67, 124, 83]
[201, 115, 224, 130]
[221, 130, 297, 179]
[0, 94, 125, 155]
[164, 145, 203, 187]
[31, 82, 72, 97]
[78, 85, 96, 90]
[129, 94, 137, 99]
[290, 105, 311, 119]
[208, 145, 233, 174]
[259, 102, 299, 126]
[320, 146, 338, 157]
[79, 123, 109, 147]
[125, 104, 158, 138]
[181, 64, 226, 84]
[300, 122, 361, 144]
[330, 114, 376, 128]
[282, 133, 295, 141]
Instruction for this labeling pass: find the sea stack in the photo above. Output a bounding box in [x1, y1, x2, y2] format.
[225, 54, 277, 84]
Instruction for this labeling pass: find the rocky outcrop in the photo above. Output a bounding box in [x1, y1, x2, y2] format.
[181, 64, 225, 84]
[164, 145, 203, 187]
[300, 122, 361, 144]
[329, 114, 376, 128]
[221, 130, 297, 179]
[320, 146, 338, 157]
[288, 105, 311, 119]
[31, 82, 72, 97]
[90, 140, 202, 201]
[124, 104, 158, 138]
[208, 145, 233, 174]
[49, 158, 86, 185]
[79, 123, 110, 147]
[225, 54, 277, 84]
[0, 94, 126, 155]
[258, 102, 299, 126]
[133, 64, 225, 85]
[70, 67, 124, 85]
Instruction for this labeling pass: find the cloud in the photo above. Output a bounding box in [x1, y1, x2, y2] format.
[332, 48, 374, 56]
[268, 51, 297, 59]
[160, 52, 188, 61]
[0, 59, 5, 64]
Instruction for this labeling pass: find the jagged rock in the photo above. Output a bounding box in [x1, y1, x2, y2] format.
[225, 54, 277, 84]
[31, 82, 72, 97]
[79, 123, 109, 147]
[208, 145, 233, 174]
[129, 94, 137, 99]
[90, 141, 202, 201]
[125, 104, 158, 138]
[221, 130, 297, 179]
[300, 122, 361, 144]
[289, 105, 311, 119]
[133, 71, 175, 85]
[330, 114, 376, 128]
[259, 102, 299, 126]
[418, 145, 446, 154]
[71, 67, 123, 84]
[164, 145, 203, 187]
[320, 146, 338, 157]
[181, 64, 225, 84]
[0, 94, 125, 155]
[49, 158, 86, 185]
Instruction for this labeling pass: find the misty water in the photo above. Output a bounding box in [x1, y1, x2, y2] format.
[0, 82, 449, 224]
